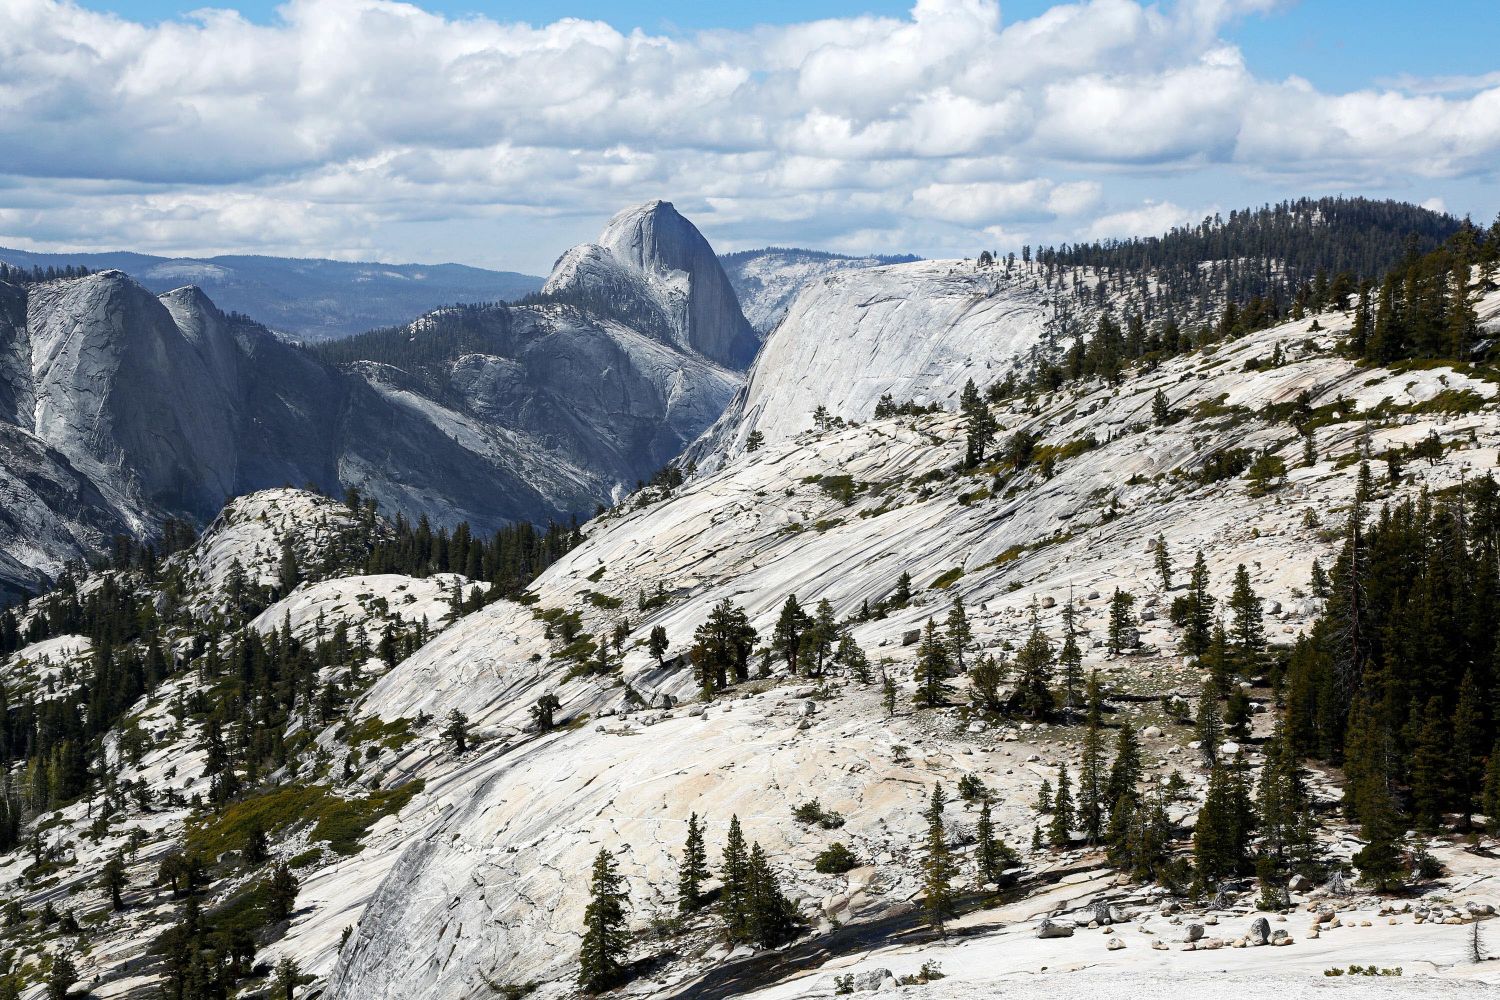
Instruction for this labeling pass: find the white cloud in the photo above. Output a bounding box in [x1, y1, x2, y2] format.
[0, 0, 1495, 270]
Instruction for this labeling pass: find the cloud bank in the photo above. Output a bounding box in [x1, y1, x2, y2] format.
[1, 0, 1497, 269]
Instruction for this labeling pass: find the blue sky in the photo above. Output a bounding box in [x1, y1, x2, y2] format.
[78, 0, 1500, 93]
[5, 0, 1499, 271]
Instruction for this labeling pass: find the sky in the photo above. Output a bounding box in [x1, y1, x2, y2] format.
[2, 0, 1498, 274]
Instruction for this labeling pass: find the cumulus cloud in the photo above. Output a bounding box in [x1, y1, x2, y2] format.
[0, 0, 1495, 268]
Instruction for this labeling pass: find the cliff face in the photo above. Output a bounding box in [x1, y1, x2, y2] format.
[0, 202, 754, 597]
[689, 259, 1061, 468]
[544, 200, 760, 369]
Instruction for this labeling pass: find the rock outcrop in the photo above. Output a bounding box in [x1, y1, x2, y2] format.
[544, 200, 759, 369]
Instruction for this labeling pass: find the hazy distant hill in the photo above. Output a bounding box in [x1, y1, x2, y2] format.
[0, 247, 543, 341]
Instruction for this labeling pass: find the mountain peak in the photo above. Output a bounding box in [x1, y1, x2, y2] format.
[543, 200, 760, 369]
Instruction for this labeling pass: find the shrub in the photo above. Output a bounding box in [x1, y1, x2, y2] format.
[814, 843, 859, 875]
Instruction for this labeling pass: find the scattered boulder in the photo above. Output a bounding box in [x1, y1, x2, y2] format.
[902, 629, 921, 646]
[1247, 917, 1271, 946]
[1270, 929, 1293, 946]
[1142, 725, 1163, 738]
[1107, 937, 1126, 951]
[1181, 922, 1205, 943]
[1467, 902, 1496, 917]
[851, 969, 896, 992]
[1036, 918, 1076, 939]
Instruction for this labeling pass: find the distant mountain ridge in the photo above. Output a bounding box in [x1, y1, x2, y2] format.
[0, 247, 543, 342]
[0, 202, 751, 599]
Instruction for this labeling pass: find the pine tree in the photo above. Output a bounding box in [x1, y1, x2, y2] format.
[102, 852, 128, 910]
[1106, 723, 1142, 814]
[1077, 721, 1107, 842]
[46, 955, 77, 1000]
[1059, 600, 1083, 708]
[578, 848, 630, 994]
[1107, 589, 1136, 656]
[945, 596, 972, 672]
[263, 861, 299, 924]
[442, 709, 469, 755]
[968, 654, 1006, 713]
[1228, 564, 1264, 657]
[678, 813, 709, 913]
[272, 957, 302, 1000]
[806, 599, 838, 677]
[1352, 785, 1404, 892]
[960, 379, 998, 467]
[975, 798, 1016, 887]
[530, 693, 562, 731]
[1048, 763, 1074, 848]
[921, 784, 959, 932]
[1195, 682, 1223, 767]
[1409, 697, 1448, 833]
[773, 595, 810, 674]
[1152, 389, 1171, 426]
[881, 672, 897, 718]
[648, 625, 669, 667]
[1194, 757, 1250, 886]
[1014, 615, 1055, 720]
[1452, 670, 1486, 828]
[1169, 550, 1213, 657]
[913, 618, 952, 707]
[1154, 534, 1172, 590]
[744, 842, 800, 948]
[720, 816, 751, 941]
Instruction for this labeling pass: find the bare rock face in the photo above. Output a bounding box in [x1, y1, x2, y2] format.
[0, 199, 754, 599]
[544, 200, 759, 370]
[687, 259, 1061, 467]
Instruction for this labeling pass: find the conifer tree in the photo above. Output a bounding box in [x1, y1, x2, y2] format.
[1152, 389, 1171, 426]
[774, 595, 810, 674]
[921, 784, 958, 932]
[975, 798, 1017, 887]
[1107, 589, 1136, 656]
[1077, 721, 1107, 842]
[744, 842, 800, 948]
[1228, 565, 1264, 657]
[1106, 723, 1142, 814]
[1048, 763, 1074, 848]
[1452, 670, 1486, 828]
[442, 709, 469, 755]
[101, 852, 127, 910]
[648, 625, 669, 667]
[1195, 682, 1223, 767]
[1194, 757, 1250, 886]
[578, 848, 630, 994]
[881, 673, 897, 718]
[1175, 550, 1215, 656]
[945, 596, 972, 672]
[1014, 615, 1055, 720]
[1154, 534, 1172, 590]
[913, 618, 952, 707]
[677, 813, 709, 913]
[960, 379, 998, 467]
[719, 816, 751, 941]
[968, 654, 1006, 713]
[1058, 600, 1083, 708]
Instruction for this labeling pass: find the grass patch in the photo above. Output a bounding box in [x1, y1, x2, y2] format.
[585, 591, 623, 610]
[185, 780, 425, 860]
[930, 566, 965, 590]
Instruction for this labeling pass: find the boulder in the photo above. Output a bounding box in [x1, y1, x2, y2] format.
[902, 629, 921, 646]
[1181, 922, 1205, 943]
[851, 969, 895, 992]
[1107, 937, 1126, 951]
[1467, 902, 1496, 917]
[1036, 918, 1076, 939]
[1247, 917, 1271, 946]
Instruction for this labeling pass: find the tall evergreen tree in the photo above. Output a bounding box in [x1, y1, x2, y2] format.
[921, 784, 959, 932]
[578, 848, 630, 994]
[1048, 763, 1075, 848]
[677, 813, 709, 914]
[913, 618, 952, 708]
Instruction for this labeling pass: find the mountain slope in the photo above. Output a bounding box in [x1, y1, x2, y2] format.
[324, 283, 1500, 999]
[0, 247, 542, 341]
[543, 201, 761, 369]
[720, 247, 921, 334]
[0, 202, 748, 598]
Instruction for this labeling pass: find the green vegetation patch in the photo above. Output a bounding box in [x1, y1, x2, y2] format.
[930, 566, 965, 590]
[186, 780, 424, 860]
